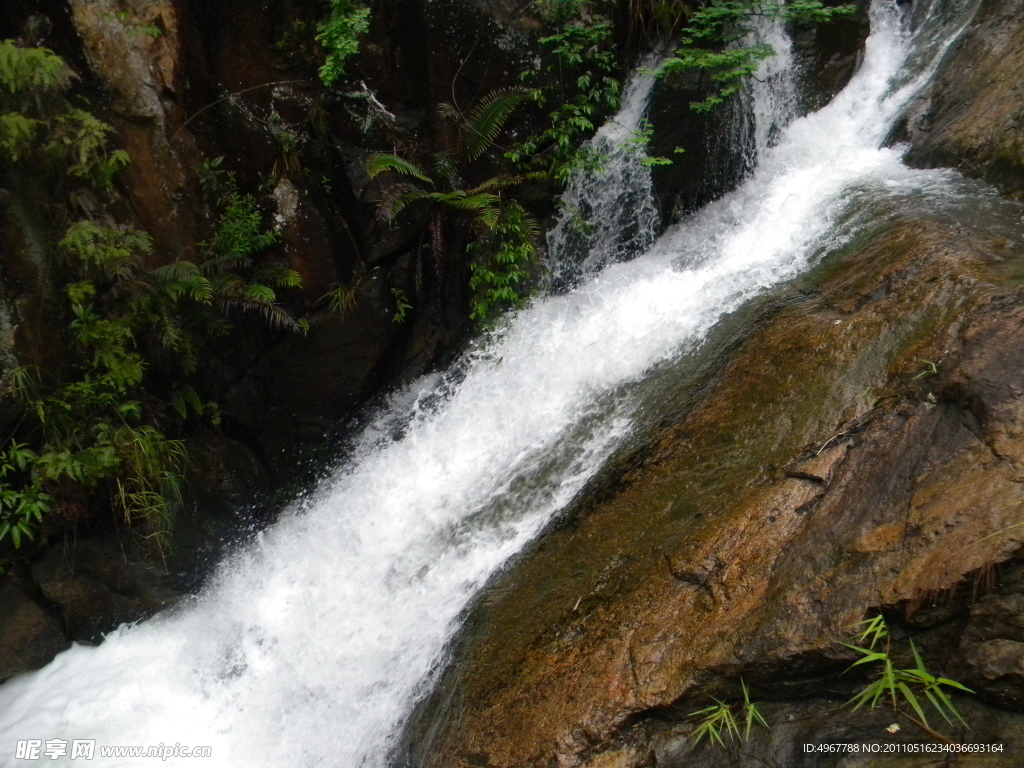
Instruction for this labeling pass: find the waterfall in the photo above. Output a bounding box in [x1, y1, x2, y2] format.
[0, 1, 983, 766]
[545, 54, 662, 287]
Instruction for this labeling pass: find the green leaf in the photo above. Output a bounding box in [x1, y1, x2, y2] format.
[897, 682, 928, 726]
[365, 153, 433, 184]
[460, 87, 531, 162]
[316, 1, 370, 86]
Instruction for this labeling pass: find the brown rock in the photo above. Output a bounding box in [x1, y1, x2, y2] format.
[0, 576, 69, 682]
[32, 537, 180, 644]
[903, 0, 1024, 197]
[68, 0, 201, 256]
[412, 218, 1024, 768]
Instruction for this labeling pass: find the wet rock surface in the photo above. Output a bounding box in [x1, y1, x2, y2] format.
[902, 0, 1024, 197]
[0, 575, 69, 682]
[32, 536, 181, 644]
[410, 217, 1024, 768]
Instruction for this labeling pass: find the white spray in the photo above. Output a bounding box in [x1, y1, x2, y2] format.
[0, 1, 981, 766]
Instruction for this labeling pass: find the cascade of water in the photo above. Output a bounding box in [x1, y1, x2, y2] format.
[745, 16, 800, 164]
[0, 1, 983, 767]
[545, 54, 662, 287]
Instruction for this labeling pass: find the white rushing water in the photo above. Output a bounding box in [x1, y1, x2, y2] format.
[545, 53, 662, 286]
[0, 1, 982, 766]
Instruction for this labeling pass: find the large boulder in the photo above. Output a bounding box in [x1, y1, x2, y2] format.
[901, 0, 1024, 197]
[0, 575, 69, 682]
[408, 215, 1024, 767]
[31, 536, 181, 644]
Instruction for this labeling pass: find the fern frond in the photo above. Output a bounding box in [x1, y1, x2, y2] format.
[376, 184, 430, 222]
[59, 221, 151, 282]
[209, 272, 246, 298]
[148, 261, 201, 283]
[0, 40, 73, 96]
[200, 252, 254, 275]
[218, 297, 300, 331]
[438, 192, 501, 227]
[467, 174, 528, 194]
[243, 283, 276, 304]
[436, 101, 460, 122]
[460, 87, 530, 162]
[431, 153, 460, 188]
[148, 262, 213, 303]
[365, 153, 433, 184]
[254, 264, 302, 289]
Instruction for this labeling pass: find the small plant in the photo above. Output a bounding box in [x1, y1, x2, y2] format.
[506, 1, 621, 183]
[468, 201, 538, 321]
[911, 359, 939, 381]
[843, 615, 973, 729]
[0, 443, 50, 548]
[316, 0, 370, 86]
[0, 40, 129, 189]
[623, 120, 673, 167]
[322, 280, 358, 316]
[690, 700, 740, 747]
[391, 288, 411, 324]
[195, 155, 228, 204]
[688, 679, 769, 747]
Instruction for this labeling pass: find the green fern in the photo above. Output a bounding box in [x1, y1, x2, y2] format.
[0, 39, 71, 96]
[48, 108, 132, 187]
[60, 221, 152, 282]
[459, 87, 531, 162]
[0, 44, 129, 189]
[365, 153, 433, 184]
[0, 112, 41, 161]
[367, 87, 536, 324]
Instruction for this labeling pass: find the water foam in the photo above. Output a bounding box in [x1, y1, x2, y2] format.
[0, 1, 982, 766]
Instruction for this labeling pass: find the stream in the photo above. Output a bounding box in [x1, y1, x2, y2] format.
[0, 1, 990, 765]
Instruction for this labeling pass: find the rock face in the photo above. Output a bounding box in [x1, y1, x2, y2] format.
[903, 0, 1024, 197]
[410, 216, 1024, 767]
[31, 536, 180, 644]
[67, 0, 202, 255]
[0, 576, 69, 682]
[648, 0, 871, 219]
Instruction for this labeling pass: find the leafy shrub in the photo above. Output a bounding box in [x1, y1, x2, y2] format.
[0, 187, 300, 551]
[316, 0, 370, 86]
[468, 202, 538, 321]
[0, 40, 129, 188]
[506, 1, 621, 183]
